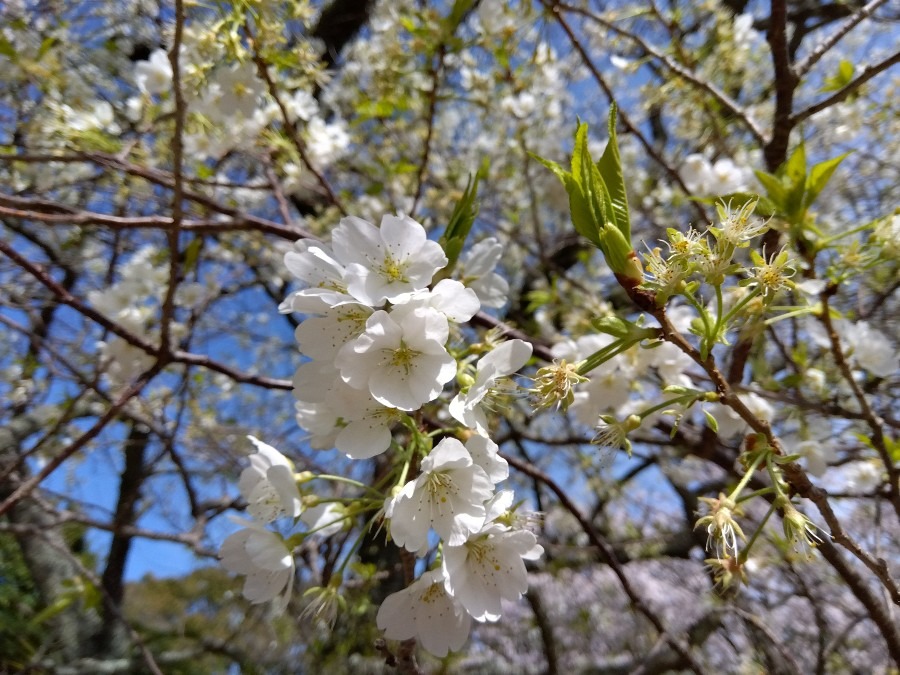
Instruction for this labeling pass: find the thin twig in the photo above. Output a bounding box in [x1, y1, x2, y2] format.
[791, 50, 900, 125]
[794, 0, 891, 78]
[552, 0, 767, 144]
[0, 239, 293, 390]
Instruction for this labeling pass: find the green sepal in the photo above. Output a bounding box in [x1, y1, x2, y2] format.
[703, 409, 719, 433]
[804, 152, 850, 210]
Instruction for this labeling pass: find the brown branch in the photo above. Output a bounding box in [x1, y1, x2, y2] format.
[764, 0, 799, 171]
[817, 537, 900, 664]
[790, 50, 900, 125]
[471, 310, 556, 362]
[794, 0, 891, 78]
[502, 451, 706, 674]
[411, 45, 445, 217]
[0, 239, 293, 390]
[553, 0, 767, 144]
[651, 305, 900, 608]
[245, 22, 347, 216]
[0, 363, 162, 518]
[817, 290, 900, 519]
[83, 151, 316, 240]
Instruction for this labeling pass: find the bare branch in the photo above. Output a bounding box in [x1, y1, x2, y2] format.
[553, 0, 767, 144]
[794, 0, 892, 78]
[791, 50, 900, 125]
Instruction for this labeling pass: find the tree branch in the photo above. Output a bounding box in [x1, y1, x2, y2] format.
[790, 50, 900, 125]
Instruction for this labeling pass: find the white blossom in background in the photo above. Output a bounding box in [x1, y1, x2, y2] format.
[680, 153, 754, 196]
[706, 392, 774, 440]
[376, 569, 472, 657]
[842, 321, 899, 374]
[134, 48, 172, 95]
[301, 502, 346, 537]
[306, 116, 350, 166]
[550, 334, 634, 425]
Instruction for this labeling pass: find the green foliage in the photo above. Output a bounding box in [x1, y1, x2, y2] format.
[821, 59, 854, 93]
[0, 533, 41, 670]
[438, 160, 488, 275]
[530, 105, 640, 281]
[753, 144, 850, 226]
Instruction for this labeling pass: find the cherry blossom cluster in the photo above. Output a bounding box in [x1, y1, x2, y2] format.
[222, 212, 542, 657]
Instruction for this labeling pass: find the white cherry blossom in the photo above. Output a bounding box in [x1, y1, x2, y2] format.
[134, 48, 172, 95]
[403, 278, 481, 323]
[442, 524, 543, 622]
[335, 307, 455, 411]
[465, 434, 508, 484]
[280, 240, 354, 313]
[386, 437, 494, 551]
[292, 302, 373, 362]
[332, 214, 448, 304]
[457, 237, 510, 308]
[450, 339, 532, 433]
[376, 569, 472, 657]
[239, 436, 302, 523]
[220, 520, 295, 613]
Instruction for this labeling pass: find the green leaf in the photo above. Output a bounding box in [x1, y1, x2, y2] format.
[0, 37, 16, 60]
[570, 121, 588, 188]
[445, 0, 476, 32]
[821, 59, 854, 92]
[182, 238, 203, 273]
[782, 143, 807, 217]
[782, 142, 807, 186]
[37, 36, 57, 60]
[528, 151, 568, 184]
[804, 152, 850, 210]
[595, 103, 631, 240]
[754, 170, 787, 209]
[438, 165, 486, 272]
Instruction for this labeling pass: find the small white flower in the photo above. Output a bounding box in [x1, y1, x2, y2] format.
[335, 307, 456, 411]
[457, 237, 509, 307]
[450, 339, 532, 433]
[332, 214, 448, 305]
[442, 524, 543, 622]
[327, 383, 405, 459]
[134, 48, 173, 95]
[293, 302, 373, 362]
[239, 436, 302, 523]
[376, 569, 472, 657]
[464, 434, 508, 484]
[220, 520, 295, 613]
[404, 278, 481, 323]
[387, 437, 494, 551]
[280, 240, 354, 314]
[301, 502, 346, 537]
